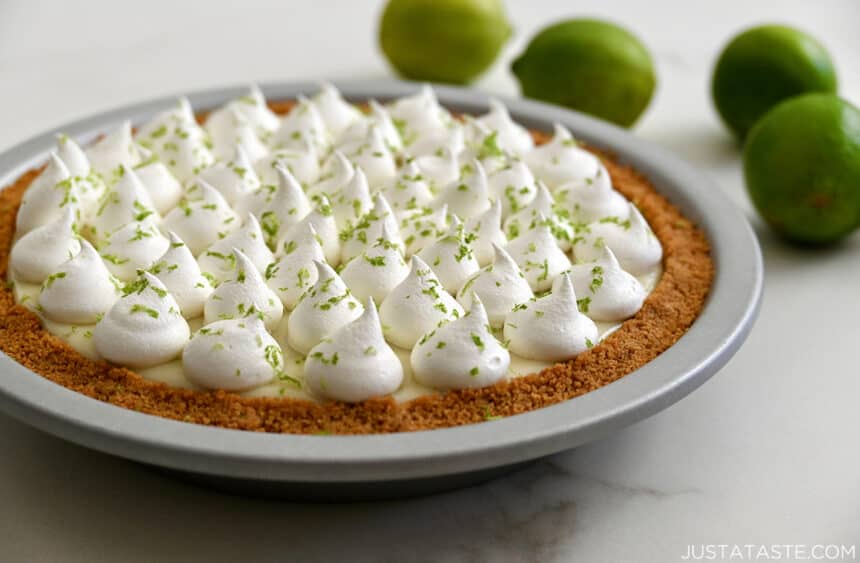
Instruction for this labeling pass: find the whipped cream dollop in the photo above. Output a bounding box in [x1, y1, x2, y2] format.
[381, 160, 434, 215]
[149, 233, 213, 318]
[16, 153, 79, 236]
[567, 246, 647, 322]
[287, 261, 363, 354]
[90, 165, 160, 241]
[137, 98, 194, 141]
[39, 240, 122, 324]
[196, 146, 261, 205]
[308, 150, 354, 201]
[437, 159, 491, 219]
[464, 198, 507, 266]
[251, 166, 311, 248]
[504, 182, 574, 251]
[572, 204, 663, 275]
[398, 204, 449, 257]
[504, 273, 598, 361]
[525, 124, 600, 188]
[197, 214, 273, 284]
[340, 194, 403, 263]
[86, 122, 142, 181]
[461, 118, 510, 175]
[161, 180, 240, 255]
[133, 148, 182, 214]
[280, 195, 341, 266]
[305, 298, 403, 402]
[183, 316, 282, 391]
[205, 85, 280, 143]
[207, 107, 269, 162]
[487, 159, 537, 218]
[340, 223, 410, 304]
[340, 99, 403, 154]
[417, 218, 480, 294]
[93, 273, 190, 368]
[411, 296, 510, 390]
[339, 126, 397, 189]
[265, 223, 326, 309]
[414, 146, 460, 188]
[555, 163, 629, 224]
[457, 244, 534, 328]
[505, 213, 572, 292]
[55, 134, 91, 178]
[379, 256, 464, 349]
[477, 99, 534, 156]
[142, 115, 214, 182]
[204, 249, 284, 330]
[255, 142, 321, 187]
[328, 165, 373, 231]
[10, 206, 81, 284]
[99, 220, 170, 281]
[312, 83, 363, 138]
[272, 95, 330, 153]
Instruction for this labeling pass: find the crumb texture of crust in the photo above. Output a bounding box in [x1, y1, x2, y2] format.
[0, 103, 714, 435]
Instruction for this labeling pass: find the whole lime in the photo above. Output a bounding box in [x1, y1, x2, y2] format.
[712, 25, 838, 140]
[378, 0, 511, 85]
[744, 94, 860, 244]
[511, 19, 656, 128]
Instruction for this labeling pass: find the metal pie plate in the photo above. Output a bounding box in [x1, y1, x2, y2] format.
[0, 80, 763, 501]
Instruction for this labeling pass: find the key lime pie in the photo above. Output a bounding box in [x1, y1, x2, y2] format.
[0, 84, 712, 433]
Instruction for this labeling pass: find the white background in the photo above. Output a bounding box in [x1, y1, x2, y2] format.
[1, 1, 859, 561]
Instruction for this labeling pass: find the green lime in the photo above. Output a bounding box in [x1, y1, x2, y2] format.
[378, 0, 511, 85]
[744, 94, 860, 244]
[510, 19, 656, 127]
[712, 25, 838, 140]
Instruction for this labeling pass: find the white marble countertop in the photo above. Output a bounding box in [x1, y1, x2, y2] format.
[1, 1, 858, 561]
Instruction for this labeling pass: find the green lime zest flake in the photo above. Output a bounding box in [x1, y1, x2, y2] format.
[282, 239, 297, 255]
[482, 404, 503, 421]
[264, 344, 283, 372]
[101, 253, 129, 265]
[535, 310, 545, 318]
[363, 255, 386, 267]
[276, 371, 303, 389]
[589, 266, 604, 293]
[130, 304, 159, 318]
[132, 200, 153, 222]
[585, 337, 594, 349]
[260, 211, 280, 241]
[150, 125, 168, 138]
[479, 131, 504, 159]
[456, 183, 469, 192]
[469, 367, 479, 376]
[205, 251, 236, 269]
[599, 216, 632, 230]
[43, 272, 67, 288]
[296, 267, 310, 288]
[436, 341, 447, 349]
[264, 262, 279, 280]
[123, 277, 149, 296]
[310, 351, 339, 365]
[576, 296, 591, 313]
[470, 333, 485, 350]
[129, 224, 154, 242]
[364, 346, 377, 356]
[537, 259, 549, 282]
